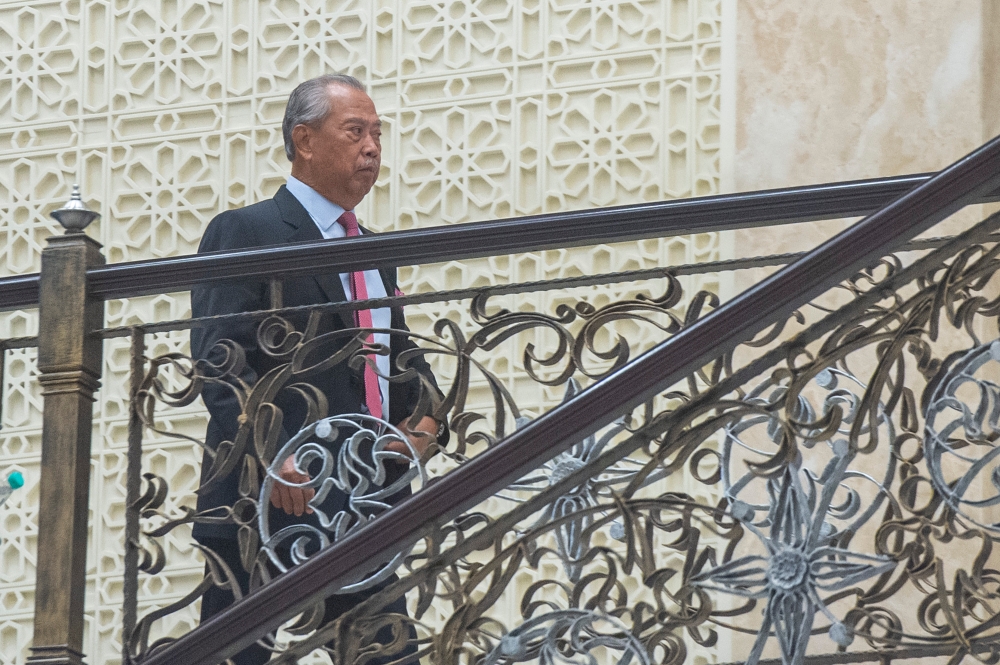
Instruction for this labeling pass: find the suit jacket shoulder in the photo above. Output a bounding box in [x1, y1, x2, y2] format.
[200, 184, 322, 255]
[198, 197, 286, 254]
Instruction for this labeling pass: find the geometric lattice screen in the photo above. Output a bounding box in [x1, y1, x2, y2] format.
[0, 1, 728, 662]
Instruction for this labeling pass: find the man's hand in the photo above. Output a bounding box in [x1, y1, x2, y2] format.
[387, 415, 440, 459]
[270, 455, 315, 516]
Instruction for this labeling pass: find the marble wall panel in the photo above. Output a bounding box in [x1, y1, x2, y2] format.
[733, 0, 992, 289]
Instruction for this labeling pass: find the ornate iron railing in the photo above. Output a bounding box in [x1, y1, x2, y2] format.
[2, 171, 998, 311]
[9, 137, 1000, 665]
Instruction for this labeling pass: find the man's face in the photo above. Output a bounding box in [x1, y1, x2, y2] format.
[293, 84, 382, 210]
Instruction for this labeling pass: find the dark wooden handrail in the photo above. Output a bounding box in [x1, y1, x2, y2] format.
[139, 139, 1000, 665]
[3, 172, 998, 310]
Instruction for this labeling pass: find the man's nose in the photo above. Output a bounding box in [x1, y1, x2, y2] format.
[361, 135, 379, 157]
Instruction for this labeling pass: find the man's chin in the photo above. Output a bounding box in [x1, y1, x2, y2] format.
[344, 187, 374, 208]
[352, 176, 378, 197]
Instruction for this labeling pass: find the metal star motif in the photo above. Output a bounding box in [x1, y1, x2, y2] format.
[694, 463, 895, 665]
[504, 379, 640, 582]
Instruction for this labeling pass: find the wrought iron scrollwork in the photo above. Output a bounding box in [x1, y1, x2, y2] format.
[258, 224, 1000, 665]
[124, 223, 1000, 665]
[124, 278, 710, 660]
[260, 415, 427, 591]
[923, 340, 1000, 533]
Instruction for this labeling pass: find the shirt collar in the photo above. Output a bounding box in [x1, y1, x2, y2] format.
[285, 175, 347, 234]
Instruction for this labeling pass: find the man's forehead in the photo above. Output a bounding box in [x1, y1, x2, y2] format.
[326, 85, 380, 121]
[340, 115, 381, 127]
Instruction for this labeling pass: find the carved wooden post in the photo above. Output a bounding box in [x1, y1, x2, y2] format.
[28, 185, 104, 665]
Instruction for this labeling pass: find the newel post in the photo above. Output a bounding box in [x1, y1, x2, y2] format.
[28, 185, 104, 665]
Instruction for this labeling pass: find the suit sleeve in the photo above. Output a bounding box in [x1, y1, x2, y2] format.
[190, 211, 269, 445]
[388, 290, 450, 448]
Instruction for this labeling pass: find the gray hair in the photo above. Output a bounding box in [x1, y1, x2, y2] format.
[282, 74, 366, 161]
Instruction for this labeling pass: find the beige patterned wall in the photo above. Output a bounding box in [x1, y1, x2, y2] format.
[0, 0, 731, 663]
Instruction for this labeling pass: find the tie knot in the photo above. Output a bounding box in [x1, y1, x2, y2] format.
[337, 211, 360, 236]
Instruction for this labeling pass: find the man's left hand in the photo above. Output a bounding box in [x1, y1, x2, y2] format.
[386, 415, 439, 459]
[271, 454, 315, 516]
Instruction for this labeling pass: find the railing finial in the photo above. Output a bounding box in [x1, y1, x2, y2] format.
[51, 184, 100, 233]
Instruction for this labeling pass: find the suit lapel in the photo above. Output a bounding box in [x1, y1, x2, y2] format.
[273, 186, 353, 330]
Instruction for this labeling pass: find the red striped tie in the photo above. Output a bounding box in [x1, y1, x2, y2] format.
[336, 211, 383, 420]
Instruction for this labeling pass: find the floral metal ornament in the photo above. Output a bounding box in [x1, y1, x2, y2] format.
[694, 368, 898, 665]
[506, 379, 638, 581]
[259, 414, 428, 592]
[924, 339, 1000, 533]
[694, 463, 896, 665]
[482, 610, 651, 665]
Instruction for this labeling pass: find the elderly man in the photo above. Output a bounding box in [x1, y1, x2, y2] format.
[191, 74, 443, 664]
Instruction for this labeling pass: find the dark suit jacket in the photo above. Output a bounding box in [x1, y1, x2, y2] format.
[190, 185, 440, 542]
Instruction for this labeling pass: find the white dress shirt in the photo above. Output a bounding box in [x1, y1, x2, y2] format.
[285, 175, 392, 419]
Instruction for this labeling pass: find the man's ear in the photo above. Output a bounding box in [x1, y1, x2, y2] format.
[291, 124, 312, 160]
